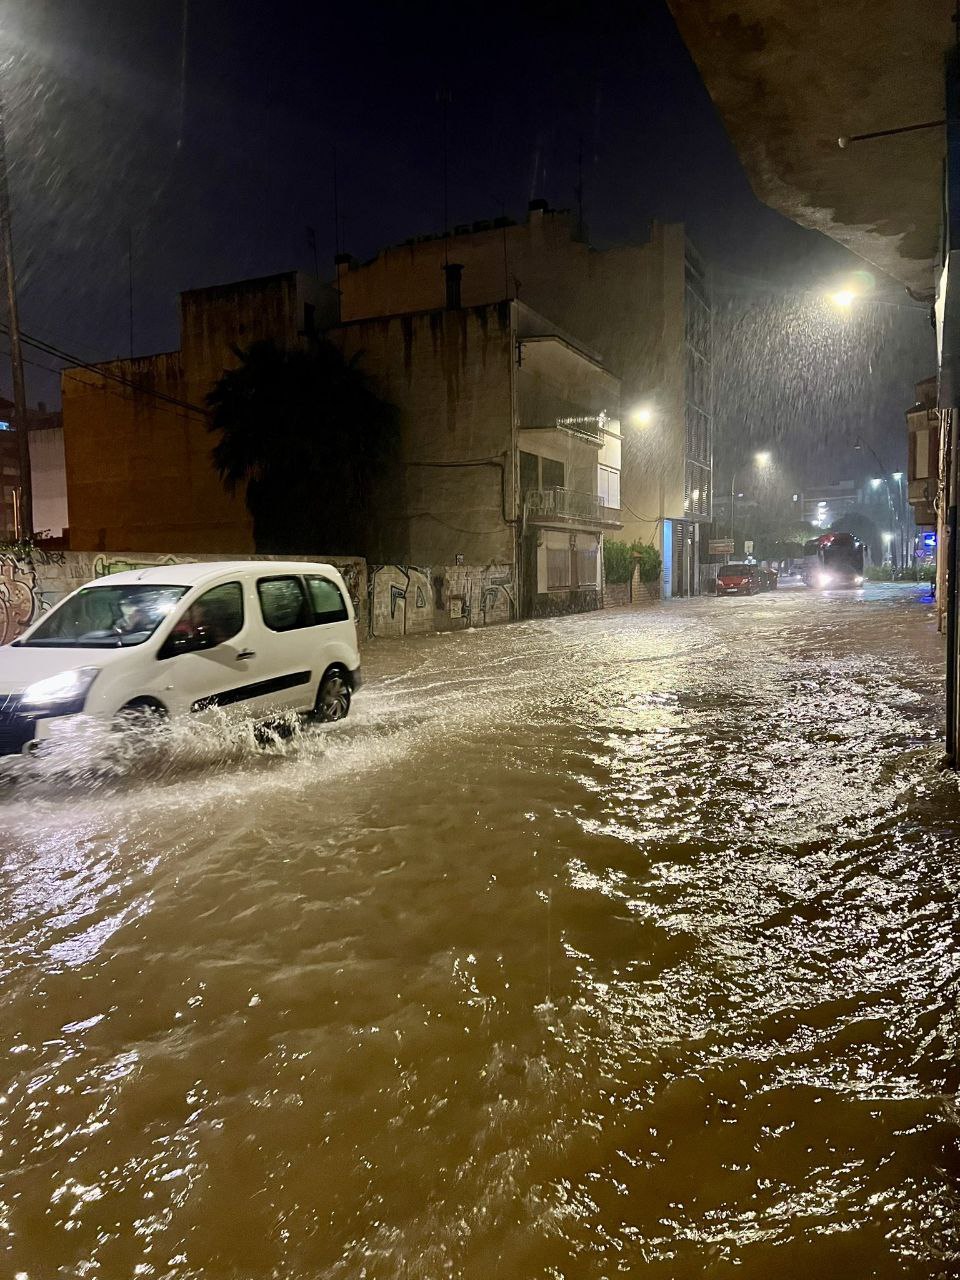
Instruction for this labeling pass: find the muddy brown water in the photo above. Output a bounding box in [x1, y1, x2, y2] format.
[0, 584, 957, 1278]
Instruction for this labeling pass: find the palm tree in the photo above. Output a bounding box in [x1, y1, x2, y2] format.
[206, 339, 398, 556]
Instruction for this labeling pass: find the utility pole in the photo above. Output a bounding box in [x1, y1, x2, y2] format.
[0, 72, 31, 542]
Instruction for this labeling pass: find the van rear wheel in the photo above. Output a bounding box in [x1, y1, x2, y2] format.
[315, 669, 351, 722]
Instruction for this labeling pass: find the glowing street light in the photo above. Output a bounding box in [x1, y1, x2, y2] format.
[829, 288, 856, 309]
[729, 451, 775, 555]
[629, 405, 654, 428]
[870, 477, 883, 488]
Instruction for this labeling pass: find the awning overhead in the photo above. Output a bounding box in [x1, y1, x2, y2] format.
[668, 0, 955, 295]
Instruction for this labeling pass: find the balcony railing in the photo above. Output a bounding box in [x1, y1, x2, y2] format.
[520, 409, 609, 445]
[524, 487, 621, 527]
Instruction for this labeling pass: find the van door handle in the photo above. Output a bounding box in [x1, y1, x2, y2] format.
[236, 649, 256, 661]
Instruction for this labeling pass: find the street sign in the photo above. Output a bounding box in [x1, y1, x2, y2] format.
[708, 539, 734, 556]
[744, 540, 754, 555]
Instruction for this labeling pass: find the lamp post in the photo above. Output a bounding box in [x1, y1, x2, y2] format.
[729, 451, 771, 557]
[882, 531, 894, 568]
[627, 403, 666, 590]
[855, 439, 903, 570]
[892, 471, 907, 570]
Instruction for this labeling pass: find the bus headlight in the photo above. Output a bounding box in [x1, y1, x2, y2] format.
[854, 575, 864, 585]
[816, 571, 833, 587]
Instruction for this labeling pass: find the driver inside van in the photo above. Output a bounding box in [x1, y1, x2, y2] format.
[117, 599, 160, 635]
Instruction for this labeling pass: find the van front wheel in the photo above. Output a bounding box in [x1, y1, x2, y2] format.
[315, 669, 351, 723]
[116, 698, 169, 730]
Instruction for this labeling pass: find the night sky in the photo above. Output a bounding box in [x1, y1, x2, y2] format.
[0, 0, 935, 489]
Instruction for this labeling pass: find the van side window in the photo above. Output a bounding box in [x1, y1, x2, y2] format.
[190, 581, 244, 645]
[158, 583, 240, 655]
[305, 576, 349, 624]
[257, 576, 310, 632]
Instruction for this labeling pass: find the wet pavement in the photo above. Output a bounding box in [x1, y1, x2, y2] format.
[0, 582, 957, 1279]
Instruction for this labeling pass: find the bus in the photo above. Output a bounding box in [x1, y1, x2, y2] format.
[802, 532, 865, 589]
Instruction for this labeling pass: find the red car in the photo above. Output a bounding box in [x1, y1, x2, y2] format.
[716, 562, 761, 596]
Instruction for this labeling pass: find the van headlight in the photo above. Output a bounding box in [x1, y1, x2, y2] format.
[20, 667, 100, 712]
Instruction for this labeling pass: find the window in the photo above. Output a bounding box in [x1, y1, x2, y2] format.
[915, 429, 929, 480]
[541, 457, 565, 490]
[546, 531, 571, 589]
[258, 576, 310, 631]
[20, 583, 188, 648]
[597, 465, 620, 509]
[576, 542, 599, 588]
[305, 575, 349, 624]
[520, 450, 539, 495]
[188, 582, 244, 646]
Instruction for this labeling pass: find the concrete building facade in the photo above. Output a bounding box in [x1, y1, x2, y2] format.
[336, 206, 713, 596]
[906, 376, 940, 530]
[333, 298, 622, 615]
[0, 399, 66, 542]
[60, 268, 621, 618]
[62, 272, 331, 553]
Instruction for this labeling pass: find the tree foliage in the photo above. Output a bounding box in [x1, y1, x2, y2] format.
[206, 339, 399, 556]
[603, 539, 634, 583]
[634, 542, 662, 583]
[603, 539, 662, 584]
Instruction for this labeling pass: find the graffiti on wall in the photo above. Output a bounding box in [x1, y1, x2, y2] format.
[93, 554, 180, 578]
[440, 565, 515, 629]
[369, 563, 515, 637]
[335, 560, 364, 623]
[369, 565, 432, 638]
[0, 556, 46, 645]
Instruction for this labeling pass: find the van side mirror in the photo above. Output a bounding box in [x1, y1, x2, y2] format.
[159, 623, 216, 660]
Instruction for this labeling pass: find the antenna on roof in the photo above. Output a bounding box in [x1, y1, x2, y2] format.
[128, 226, 135, 358]
[177, 0, 189, 150]
[437, 88, 451, 265]
[574, 136, 587, 242]
[332, 146, 342, 322]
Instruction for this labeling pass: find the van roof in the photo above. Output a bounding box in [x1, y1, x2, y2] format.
[84, 560, 344, 588]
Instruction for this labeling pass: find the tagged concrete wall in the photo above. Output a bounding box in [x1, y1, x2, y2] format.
[369, 563, 516, 638]
[0, 551, 518, 644]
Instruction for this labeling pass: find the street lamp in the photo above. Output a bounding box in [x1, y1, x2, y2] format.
[629, 405, 654, 428]
[855, 438, 906, 570]
[730, 451, 773, 556]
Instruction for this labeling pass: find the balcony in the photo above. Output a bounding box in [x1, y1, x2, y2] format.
[524, 487, 622, 529]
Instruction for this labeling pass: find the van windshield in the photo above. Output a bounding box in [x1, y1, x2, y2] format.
[17, 584, 188, 648]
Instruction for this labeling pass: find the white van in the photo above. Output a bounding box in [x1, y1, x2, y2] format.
[0, 561, 363, 756]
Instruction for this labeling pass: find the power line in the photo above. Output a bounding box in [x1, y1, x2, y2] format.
[0, 321, 209, 420]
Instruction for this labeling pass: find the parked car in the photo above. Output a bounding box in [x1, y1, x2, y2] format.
[716, 562, 761, 596]
[759, 563, 778, 591]
[0, 561, 362, 757]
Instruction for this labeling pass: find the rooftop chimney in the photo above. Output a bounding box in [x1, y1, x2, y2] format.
[443, 262, 463, 310]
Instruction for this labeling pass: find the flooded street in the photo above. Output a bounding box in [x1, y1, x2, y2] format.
[0, 583, 957, 1279]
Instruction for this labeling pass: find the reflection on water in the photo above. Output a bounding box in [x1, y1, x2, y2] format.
[0, 586, 957, 1278]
